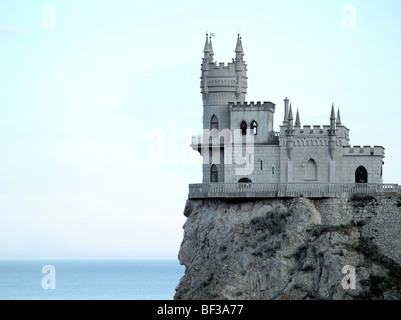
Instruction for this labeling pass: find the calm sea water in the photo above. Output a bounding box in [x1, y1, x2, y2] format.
[0, 260, 185, 300]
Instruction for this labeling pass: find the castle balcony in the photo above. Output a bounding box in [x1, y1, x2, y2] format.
[191, 135, 202, 147]
[188, 183, 401, 199]
[190, 134, 227, 152]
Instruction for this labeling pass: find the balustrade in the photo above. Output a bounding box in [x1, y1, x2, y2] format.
[188, 183, 401, 199]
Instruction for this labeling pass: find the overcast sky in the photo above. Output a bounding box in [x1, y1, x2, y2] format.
[1, 0, 400, 259]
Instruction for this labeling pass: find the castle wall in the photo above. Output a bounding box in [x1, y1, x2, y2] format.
[341, 149, 384, 184]
[224, 144, 281, 183]
[229, 102, 275, 144]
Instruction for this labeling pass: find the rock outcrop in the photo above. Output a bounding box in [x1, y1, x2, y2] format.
[175, 196, 401, 300]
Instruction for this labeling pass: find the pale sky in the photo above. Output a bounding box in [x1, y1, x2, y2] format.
[1, 0, 400, 259]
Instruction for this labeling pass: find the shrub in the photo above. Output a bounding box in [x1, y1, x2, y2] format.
[355, 236, 401, 298]
[349, 193, 377, 207]
[311, 225, 330, 237]
[250, 211, 286, 234]
[310, 221, 363, 238]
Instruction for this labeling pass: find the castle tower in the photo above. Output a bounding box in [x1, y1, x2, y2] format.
[199, 34, 249, 183]
[200, 33, 248, 107]
[200, 34, 248, 131]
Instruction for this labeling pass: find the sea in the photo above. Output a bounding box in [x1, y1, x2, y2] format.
[0, 260, 185, 300]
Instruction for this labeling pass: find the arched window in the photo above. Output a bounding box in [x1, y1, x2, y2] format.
[210, 115, 218, 131]
[355, 166, 368, 183]
[210, 164, 218, 183]
[250, 121, 258, 135]
[238, 178, 252, 183]
[240, 121, 247, 135]
[305, 159, 318, 180]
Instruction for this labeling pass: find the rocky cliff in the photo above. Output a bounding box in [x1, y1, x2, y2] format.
[175, 195, 401, 300]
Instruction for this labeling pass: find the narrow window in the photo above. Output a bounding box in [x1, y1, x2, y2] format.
[272, 165, 275, 176]
[240, 121, 247, 135]
[210, 164, 218, 183]
[250, 121, 258, 135]
[210, 115, 218, 131]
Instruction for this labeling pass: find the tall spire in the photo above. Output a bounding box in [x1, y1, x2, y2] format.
[203, 33, 210, 53]
[235, 34, 244, 61]
[330, 102, 336, 120]
[286, 103, 294, 159]
[329, 102, 336, 136]
[336, 108, 342, 125]
[288, 103, 294, 121]
[203, 33, 213, 63]
[209, 34, 214, 59]
[295, 109, 301, 126]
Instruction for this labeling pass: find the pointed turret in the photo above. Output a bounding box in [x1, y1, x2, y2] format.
[295, 109, 301, 126]
[329, 102, 336, 133]
[233, 34, 247, 101]
[288, 103, 294, 121]
[203, 33, 210, 54]
[330, 103, 336, 121]
[328, 103, 336, 160]
[209, 35, 214, 61]
[235, 34, 244, 61]
[203, 33, 214, 63]
[336, 108, 342, 125]
[286, 103, 294, 159]
[287, 103, 294, 133]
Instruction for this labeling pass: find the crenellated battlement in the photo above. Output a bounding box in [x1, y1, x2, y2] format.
[344, 145, 385, 156]
[281, 124, 331, 136]
[228, 101, 275, 111]
[205, 61, 241, 76]
[297, 125, 326, 134]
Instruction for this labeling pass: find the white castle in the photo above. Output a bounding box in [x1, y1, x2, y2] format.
[189, 34, 398, 199]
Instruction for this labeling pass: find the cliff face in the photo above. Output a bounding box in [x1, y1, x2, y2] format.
[175, 196, 401, 300]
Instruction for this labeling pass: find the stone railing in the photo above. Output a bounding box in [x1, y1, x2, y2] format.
[188, 183, 401, 199]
